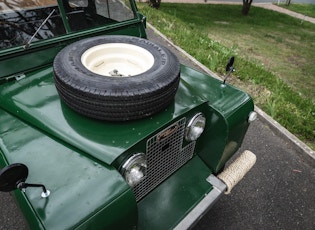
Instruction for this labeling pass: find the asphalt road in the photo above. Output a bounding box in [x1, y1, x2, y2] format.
[193, 121, 315, 230]
[0, 25, 314, 230]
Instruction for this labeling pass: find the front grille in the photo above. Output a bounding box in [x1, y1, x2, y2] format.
[133, 117, 195, 202]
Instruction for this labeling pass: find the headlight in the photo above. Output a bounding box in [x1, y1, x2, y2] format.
[120, 153, 147, 187]
[185, 113, 206, 141]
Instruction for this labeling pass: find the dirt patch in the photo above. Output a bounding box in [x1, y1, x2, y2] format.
[214, 21, 230, 25]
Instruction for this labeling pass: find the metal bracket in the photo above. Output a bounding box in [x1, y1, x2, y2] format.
[206, 174, 227, 193]
[5, 73, 26, 82]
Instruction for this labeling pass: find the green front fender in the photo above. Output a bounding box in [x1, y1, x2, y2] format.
[0, 109, 137, 230]
[180, 65, 254, 173]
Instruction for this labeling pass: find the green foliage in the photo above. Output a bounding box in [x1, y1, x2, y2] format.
[139, 3, 315, 149]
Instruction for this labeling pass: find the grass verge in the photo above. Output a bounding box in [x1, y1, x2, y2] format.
[276, 3, 315, 18]
[138, 3, 315, 150]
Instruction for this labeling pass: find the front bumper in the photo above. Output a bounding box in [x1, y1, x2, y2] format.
[137, 151, 256, 230]
[174, 175, 226, 230]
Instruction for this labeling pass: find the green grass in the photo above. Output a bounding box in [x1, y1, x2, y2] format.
[276, 3, 315, 18]
[138, 3, 315, 149]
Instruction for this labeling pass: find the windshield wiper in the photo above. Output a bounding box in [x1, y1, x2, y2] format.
[24, 9, 56, 49]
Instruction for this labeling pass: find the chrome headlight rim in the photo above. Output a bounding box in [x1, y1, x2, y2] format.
[120, 153, 147, 187]
[185, 113, 206, 142]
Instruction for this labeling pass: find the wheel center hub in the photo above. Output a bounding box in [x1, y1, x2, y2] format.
[81, 43, 155, 77]
[109, 69, 127, 77]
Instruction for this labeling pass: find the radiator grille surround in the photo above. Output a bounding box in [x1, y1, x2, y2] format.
[132, 117, 196, 202]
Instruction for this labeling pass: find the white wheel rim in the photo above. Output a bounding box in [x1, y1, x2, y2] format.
[81, 43, 155, 77]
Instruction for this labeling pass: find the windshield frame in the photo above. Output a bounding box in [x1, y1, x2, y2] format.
[0, 0, 140, 51]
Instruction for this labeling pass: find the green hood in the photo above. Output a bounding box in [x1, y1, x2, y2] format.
[0, 66, 206, 165]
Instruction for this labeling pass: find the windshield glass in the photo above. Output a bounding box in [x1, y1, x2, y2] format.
[0, 0, 136, 50]
[65, 0, 135, 31]
[0, 0, 64, 49]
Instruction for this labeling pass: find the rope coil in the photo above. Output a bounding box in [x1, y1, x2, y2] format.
[218, 150, 256, 194]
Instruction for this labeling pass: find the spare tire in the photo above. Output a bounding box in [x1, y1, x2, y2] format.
[53, 35, 180, 121]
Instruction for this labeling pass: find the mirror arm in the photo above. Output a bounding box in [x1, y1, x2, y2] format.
[17, 182, 50, 198]
[222, 56, 235, 86]
[222, 67, 235, 85]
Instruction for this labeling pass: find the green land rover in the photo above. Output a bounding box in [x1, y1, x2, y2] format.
[0, 0, 257, 229]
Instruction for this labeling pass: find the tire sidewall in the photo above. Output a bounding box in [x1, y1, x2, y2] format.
[53, 35, 180, 97]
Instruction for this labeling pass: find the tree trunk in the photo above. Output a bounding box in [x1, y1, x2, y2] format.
[149, 0, 161, 9]
[242, 0, 253, 16]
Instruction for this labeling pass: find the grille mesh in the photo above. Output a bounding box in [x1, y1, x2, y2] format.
[133, 118, 195, 202]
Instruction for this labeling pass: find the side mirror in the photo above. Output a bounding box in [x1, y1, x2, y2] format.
[225, 56, 235, 72]
[222, 56, 235, 85]
[0, 163, 50, 198]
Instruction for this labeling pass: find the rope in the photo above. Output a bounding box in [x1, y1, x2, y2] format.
[218, 150, 256, 194]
